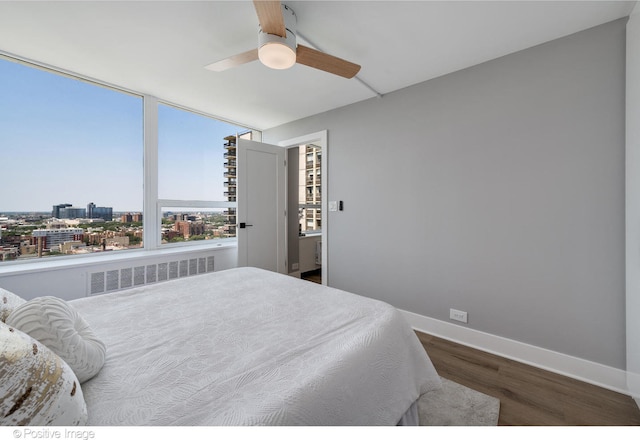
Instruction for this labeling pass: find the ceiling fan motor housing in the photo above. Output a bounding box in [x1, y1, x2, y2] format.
[258, 4, 297, 69]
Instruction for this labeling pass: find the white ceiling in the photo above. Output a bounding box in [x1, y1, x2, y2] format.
[0, 1, 635, 130]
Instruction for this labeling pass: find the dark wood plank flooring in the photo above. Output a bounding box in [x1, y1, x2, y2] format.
[300, 274, 640, 425]
[301, 269, 321, 284]
[417, 331, 640, 426]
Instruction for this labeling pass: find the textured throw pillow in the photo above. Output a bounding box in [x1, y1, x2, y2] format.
[0, 287, 26, 323]
[0, 322, 88, 426]
[6, 296, 106, 383]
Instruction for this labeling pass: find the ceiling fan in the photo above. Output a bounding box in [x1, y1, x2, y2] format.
[205, 1, 361, 79]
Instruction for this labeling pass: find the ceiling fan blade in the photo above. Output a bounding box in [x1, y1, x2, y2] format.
[204, 49, 259, 72]
[253, 0, 286, 37]
[296, 44, 361, 79]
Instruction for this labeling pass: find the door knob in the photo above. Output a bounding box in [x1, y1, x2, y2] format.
[238, 222, 253, 229]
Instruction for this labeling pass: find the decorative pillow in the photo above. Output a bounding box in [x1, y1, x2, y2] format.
[6, 296, 106, 384]
[0, 322, 87, 425]
[0, 287, 26, 323]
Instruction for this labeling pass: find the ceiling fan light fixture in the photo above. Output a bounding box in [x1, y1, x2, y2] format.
[258, 32, 296, 70]
[206, 2, 360, 78]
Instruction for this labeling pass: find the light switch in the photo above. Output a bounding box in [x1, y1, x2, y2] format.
[329, 201, 338, 212]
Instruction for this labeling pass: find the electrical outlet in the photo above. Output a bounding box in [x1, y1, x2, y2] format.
[450, 308, 468, 323]
[292, 262, 299, 270]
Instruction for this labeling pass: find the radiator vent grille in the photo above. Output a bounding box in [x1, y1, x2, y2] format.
[88, 255, 215, 296]
[90, 272, 105, 296]
[106, 270, 119, 292]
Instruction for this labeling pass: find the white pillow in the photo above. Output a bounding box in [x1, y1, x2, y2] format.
[0, 322, 88, 426]
[6, 296, 106, 384]
[0, 287, 26, 323]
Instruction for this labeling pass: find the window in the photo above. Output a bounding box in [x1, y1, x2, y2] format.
[0, 56, 256, 264]
[157, 104, 249, 245]
[0, 56, 143, 262]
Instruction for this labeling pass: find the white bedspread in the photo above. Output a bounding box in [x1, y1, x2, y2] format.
[70, 267, 440, 425]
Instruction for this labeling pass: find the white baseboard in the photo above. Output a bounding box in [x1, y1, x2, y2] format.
[628, 371, 640, 409]
[401, 309, 630, 396]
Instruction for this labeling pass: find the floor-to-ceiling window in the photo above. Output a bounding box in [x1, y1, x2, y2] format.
[0, 56, 143, 262]
[0, 55, 253, 265]
[157, 103, 249, 245]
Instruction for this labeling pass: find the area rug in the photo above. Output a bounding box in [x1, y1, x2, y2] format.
[418, 377, 500, 426]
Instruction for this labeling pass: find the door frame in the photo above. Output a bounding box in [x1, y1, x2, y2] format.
[278, 131, 328, 285]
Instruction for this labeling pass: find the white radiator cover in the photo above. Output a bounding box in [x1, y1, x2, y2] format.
[88, 255, 215, 295]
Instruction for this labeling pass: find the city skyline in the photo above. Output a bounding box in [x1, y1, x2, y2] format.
[0, 56, 247, 212]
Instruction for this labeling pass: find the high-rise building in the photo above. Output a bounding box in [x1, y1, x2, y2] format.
[223, 132, 252, 237]
[87, 202, 113, 221]
[59, 207, 86, 219]
[52, 203, 73, 219]
[223, 135, 237, 238]
[299, 144, 322, 234]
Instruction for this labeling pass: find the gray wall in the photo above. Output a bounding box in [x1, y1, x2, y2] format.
[627, 3, 640, 401]
[264, 19, 627, 368]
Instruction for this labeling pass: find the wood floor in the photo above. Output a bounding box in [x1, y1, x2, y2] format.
[300, 272, 640, 425]
[417, 331, 640, 426]
[301, 269, 322, 284]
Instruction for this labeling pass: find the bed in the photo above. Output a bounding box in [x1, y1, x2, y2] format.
[1, 267, 441, 426]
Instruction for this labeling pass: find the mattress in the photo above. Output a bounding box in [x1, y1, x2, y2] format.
[70, 267, 441, 425]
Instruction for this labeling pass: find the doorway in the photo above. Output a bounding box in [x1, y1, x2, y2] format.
[279, 131, 328, 286]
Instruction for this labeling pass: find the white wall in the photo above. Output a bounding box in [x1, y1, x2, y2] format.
[265, 19, 627, 373]
[298, 235, 321, 274]
[627, 3, 640, 405]
[0, 246, 238, 301]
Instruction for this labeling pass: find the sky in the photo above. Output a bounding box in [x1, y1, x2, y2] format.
[0, 57, 247, 213]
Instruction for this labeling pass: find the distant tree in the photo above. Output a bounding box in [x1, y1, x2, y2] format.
[126, 233, 142, 245]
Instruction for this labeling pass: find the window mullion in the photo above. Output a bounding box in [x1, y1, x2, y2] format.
[143, 96, 159, 250]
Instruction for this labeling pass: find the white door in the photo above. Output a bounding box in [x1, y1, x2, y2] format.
[237, 138, 286, 273]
